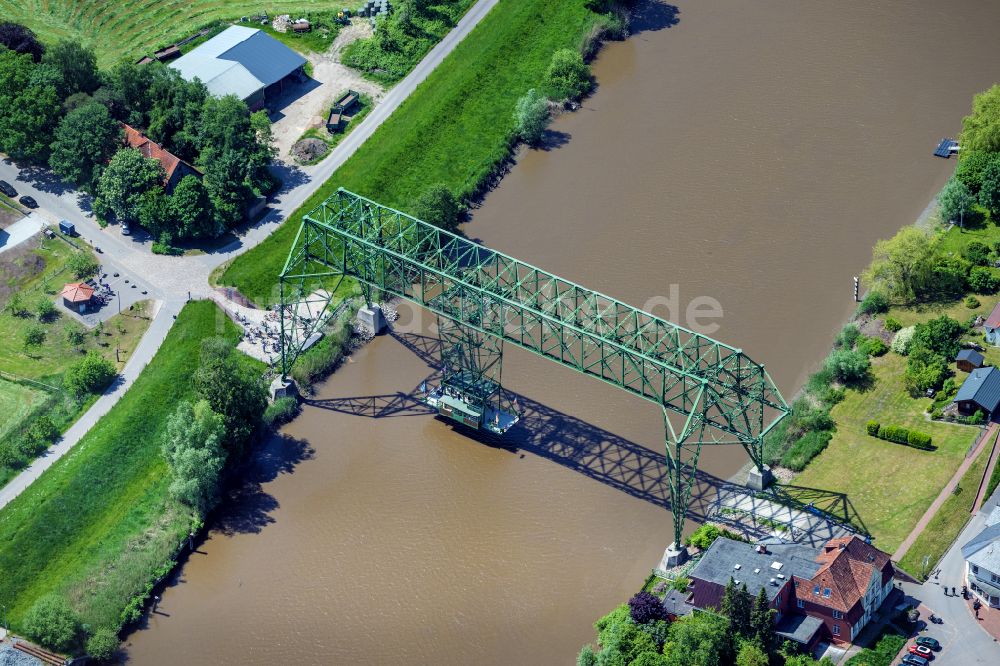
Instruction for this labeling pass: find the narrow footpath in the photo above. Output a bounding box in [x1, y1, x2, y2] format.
[893, 423, 998, 561]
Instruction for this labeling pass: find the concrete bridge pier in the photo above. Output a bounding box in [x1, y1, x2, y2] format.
[746, 465, 774, 492]
[358, 304, 387, 334]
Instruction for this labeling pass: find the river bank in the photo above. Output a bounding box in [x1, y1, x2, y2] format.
[122, 2, 1000, 664]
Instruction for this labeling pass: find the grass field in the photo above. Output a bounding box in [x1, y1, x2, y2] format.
[1, 1, 347, 65]
[0, 300, 241, 635]
[220, 0, 603, 303]
[897, 435, 993, 579]
[0, 378, 45, 442]
[794, 353, 979, 554]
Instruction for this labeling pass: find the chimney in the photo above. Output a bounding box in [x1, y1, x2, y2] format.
[756, 544, 767, 554]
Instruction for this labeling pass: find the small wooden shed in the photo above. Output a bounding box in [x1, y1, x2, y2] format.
[957, 349, 986, 373]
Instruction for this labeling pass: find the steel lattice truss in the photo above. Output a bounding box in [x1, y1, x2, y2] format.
[280, 188, 790, 546]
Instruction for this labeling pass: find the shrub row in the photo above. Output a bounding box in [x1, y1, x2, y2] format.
[866, 421, 933, 450]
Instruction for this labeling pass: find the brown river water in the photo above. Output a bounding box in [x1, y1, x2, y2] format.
[125, 1, 1000, 663]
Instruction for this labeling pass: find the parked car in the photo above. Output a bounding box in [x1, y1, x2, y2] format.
[0, 180, 16, 197]
[915, 636, 941, 651]
[18, 195, 38, 208]
[908, 644, 934, 659]
[901, 654, 929, 666]
[121, 223, 131, 236]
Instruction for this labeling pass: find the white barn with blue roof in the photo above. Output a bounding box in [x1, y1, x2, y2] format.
[170, 26, 306, 109]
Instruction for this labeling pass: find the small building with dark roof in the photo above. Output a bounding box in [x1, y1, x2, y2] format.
[954, 366, 1000, 416]
[957, 349, 986, 373]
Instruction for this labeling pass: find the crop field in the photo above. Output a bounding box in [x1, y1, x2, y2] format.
[2, 1, 345, 65]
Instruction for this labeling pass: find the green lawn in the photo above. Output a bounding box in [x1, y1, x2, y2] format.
[0, 378, 45, 442]
[0, 2, 350, 64]
[221, 0, 603, 303]
[795, 353, 979, 553]
[0, 300, 240, 633]
[897, 433, 993, 579]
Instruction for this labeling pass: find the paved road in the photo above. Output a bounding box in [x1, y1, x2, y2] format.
[899, 489, 1000, 665]
[0, 0, 499, 507]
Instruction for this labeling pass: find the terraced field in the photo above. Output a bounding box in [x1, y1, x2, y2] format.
[2, 1, 343, 65]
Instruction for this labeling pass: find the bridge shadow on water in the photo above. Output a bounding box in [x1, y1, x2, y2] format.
[301, 330, 868, 539]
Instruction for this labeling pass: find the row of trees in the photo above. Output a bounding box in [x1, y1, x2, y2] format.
[578, 581, 834, 666]
[0, 23, 276, 245]
[939, 85, 1000, 224]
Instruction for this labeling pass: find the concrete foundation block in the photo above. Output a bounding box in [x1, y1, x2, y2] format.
[746, 465, 774, 491]
[358, 304, 386, 334]
[659, 542, 688, 568]
[270, 377, 298, 401]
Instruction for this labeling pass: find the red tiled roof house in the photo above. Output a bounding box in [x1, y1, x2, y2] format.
[687, 535, 894, 649]
[121, 124, 201, 194]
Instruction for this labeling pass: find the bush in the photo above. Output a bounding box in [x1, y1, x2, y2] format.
[546, 48, 591, 100]
[263, 396, 300, 427]
[964, 241, 992, 266]
[36, 296, 57, 321]
[412, 183, 461, 233]
[628, 591, 668, 624]
[858, 336, 888, 357]
[858, 291, 889, 315]
[513, 88, 550, 145]
[63, 351, 117, 397]
[907, 430, 933, 450]
[825, 349, 870, 384]
[884, 316, 902, 332]
[781, 430, 833, 471]
[67, 251, 99, 279]
[891, 326, 915, 354]
[835, 324, 861, 349]
[966, 295, 982, 308]
[870, 423, 933, 450]
[23, 324, 46, 349]
[86, 628, 119, 661]
[685, 523, 747, 550]
[23, 595, 82, 653]
[866, 420, 880, 436]
[968, 266, 1000, 294]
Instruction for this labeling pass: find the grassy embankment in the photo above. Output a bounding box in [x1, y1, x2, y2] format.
[0, 1, 348, 64]
[221, 0, 606, 303]
[0, 300, 241, 633]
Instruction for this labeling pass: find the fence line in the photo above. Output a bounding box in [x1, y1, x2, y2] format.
[0, 370, 62, 394]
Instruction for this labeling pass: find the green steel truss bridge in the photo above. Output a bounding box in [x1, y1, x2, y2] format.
[279, 188, 790, 548]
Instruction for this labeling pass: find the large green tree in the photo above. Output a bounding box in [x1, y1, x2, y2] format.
[862, 226, 936, 303]
[169, 174, 214, 239]
[546, 48, 592, 100]
[63, 351, 117, 398]
[514, 88, 550, 145]
[720, 579, 753, 638]
[43, 40, 100, 98]
[22, 595, 81, 653]
[49, 102, 122, 190]
[412, 183, 461, 232]
[161, 400, 227, 514]
[938, 175, 974, 225]
[94, 147, 164, 225]
[0, 47, 63, 163]
[193, 337, 267, 457]
[962, 84, 1000, 153]
[979, 160, 1000, 218]
[146, 68, 207, 162]
[749, 588, 777, 653]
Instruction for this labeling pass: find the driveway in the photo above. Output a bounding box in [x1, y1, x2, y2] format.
[898, 487, 1000, 665]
